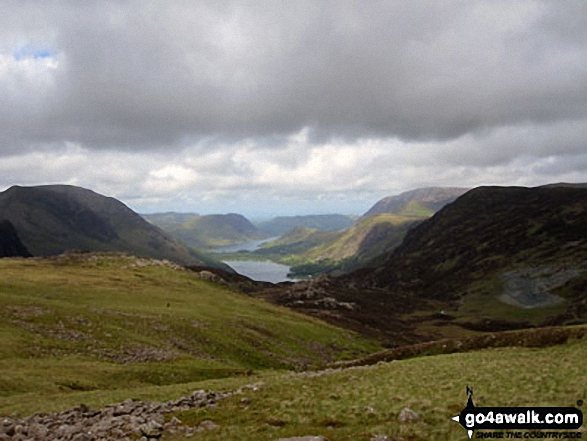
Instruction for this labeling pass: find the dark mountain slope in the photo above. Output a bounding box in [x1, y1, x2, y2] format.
[0, 220, 32, 258]
[0, 185, 222, 267]
[260, 186, 587, 344]
[362, 187, 469, 218]
[369, 186, 587, 294]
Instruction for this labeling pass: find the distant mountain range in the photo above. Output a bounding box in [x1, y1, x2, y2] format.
[144, 213, 358, 251]
[261, 185, 587, 344]
[256, 187, 465, 277]
[0, 185, 223, 267]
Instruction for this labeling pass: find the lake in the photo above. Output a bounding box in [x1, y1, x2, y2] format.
[212, 238, 298, 283]
[222, 260, 298, 284]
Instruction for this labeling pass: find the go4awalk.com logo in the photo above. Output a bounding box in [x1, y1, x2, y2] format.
[451, 387, 583, 439]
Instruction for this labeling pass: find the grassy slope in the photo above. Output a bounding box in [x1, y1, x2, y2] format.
[166, 327, 587, 440]
[277, 214, 424, 277]
[0, 254, 379, 415]
[302, 213, 423, 262]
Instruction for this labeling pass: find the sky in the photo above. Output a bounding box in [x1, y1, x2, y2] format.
[1, 1, 586, 218]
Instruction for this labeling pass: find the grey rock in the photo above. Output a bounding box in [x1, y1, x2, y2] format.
[398, 407, 419, 423]
[198, 420, 218, 431]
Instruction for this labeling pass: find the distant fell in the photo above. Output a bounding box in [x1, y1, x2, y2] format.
[0, 185, 221, 267]
[362, 187, 469, 218]
[0, 219, 32, 258]
[145, 212, 264, 249]
[140, 212, 199, 228]
[256, 214, 355, 236]
[283, 214, 424, 278]
[539, 182, 587, 189]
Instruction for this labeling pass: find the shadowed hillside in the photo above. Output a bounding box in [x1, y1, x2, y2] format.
[0, 220, 32, 258]
[259, 186, 587, 345]
[0, 185, 222, 267]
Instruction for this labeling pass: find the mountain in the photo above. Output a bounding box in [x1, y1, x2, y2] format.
[249, 215, 423, 277]
[369, 186, 587, 293]
[0, 220, 32, 258]
[272, 187, 466, 277]
[362, 187, 469, 218]
[0, 185, 222, 267]
[145, 212, 265, 249]
[287, 213, 424, 277]
[140, 212, 199, 229]
[256, 214, 356, 236]
[261, 186, 587, 344]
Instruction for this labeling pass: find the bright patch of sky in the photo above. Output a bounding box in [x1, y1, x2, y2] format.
[13, 45, 57, 61]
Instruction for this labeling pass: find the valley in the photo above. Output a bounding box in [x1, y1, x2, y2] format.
[0, 183, 586, 440]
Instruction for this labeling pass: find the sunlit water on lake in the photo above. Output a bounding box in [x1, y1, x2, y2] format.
[222, 260, 298, 284]
[212, 238, 299, 283]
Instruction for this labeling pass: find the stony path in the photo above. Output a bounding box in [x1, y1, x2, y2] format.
[0, 387, 248, 440]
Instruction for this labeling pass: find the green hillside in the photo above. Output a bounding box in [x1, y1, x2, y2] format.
[303, 213, 422, 262]
[258, 214, 425, 278]
[145, 213, 266, 249]
[254, 227, 339, 258]
[0, 254, 379, 415]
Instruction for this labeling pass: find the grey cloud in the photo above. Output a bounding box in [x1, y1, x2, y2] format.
[1, 0, 586, 155]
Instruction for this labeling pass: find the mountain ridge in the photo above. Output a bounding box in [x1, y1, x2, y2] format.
[0, 185, 223, 267]
[256, 214, 356, 236]
[362, 186, 469, 218]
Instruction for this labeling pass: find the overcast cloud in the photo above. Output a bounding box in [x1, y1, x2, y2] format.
[1, 0, 586, 217]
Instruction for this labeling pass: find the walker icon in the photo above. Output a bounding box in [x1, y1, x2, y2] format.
[451, 385, 476, 439]
[451, 386, 583, 439]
